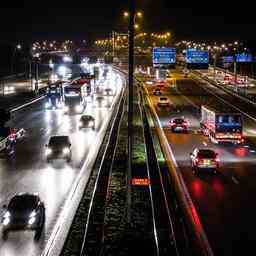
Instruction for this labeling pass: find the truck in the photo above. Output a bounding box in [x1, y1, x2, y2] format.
[200, 105, 243, 144]
[0, 109, 25, 153]
[63, 79, 88, 114]
[45, 81, 64, 110]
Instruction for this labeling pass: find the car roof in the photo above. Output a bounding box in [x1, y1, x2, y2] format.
[9, 194, 39, 211]
[50, 135, 69, 140]
[81, 115, 93, 119]
[49, 136, 70, 144]
[195, 149, 216, 157]
[172, 118, 185, 123]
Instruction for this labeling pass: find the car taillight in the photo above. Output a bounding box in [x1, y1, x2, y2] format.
[215, 158, 220, 163]
[10, 132, 16, 138]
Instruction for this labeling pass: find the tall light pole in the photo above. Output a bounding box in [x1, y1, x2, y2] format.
[127, 0, 135, 224]
[11, 44, 22, 75]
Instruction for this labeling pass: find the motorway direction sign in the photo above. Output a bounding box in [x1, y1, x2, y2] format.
[185, 49, 209, 64]
[222, 56, 234, 63]
[152, 48, 176, 67]
[235, 53, 253, 63]
[185, 49, 209, 69]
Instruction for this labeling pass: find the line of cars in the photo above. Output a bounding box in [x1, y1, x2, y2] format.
[148, 72, 244, 176]
[0, 75, 104, 240]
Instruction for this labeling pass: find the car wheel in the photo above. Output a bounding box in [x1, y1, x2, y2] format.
[34, 227, 42, 240]
[193, 167, 199, 175]
[2, 230, 8, 240]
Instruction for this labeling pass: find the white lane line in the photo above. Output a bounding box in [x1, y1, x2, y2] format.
[232, 176, 239, 185]
[243, 145, 250, 148]
[203, 141, 208, 146]
[250, 149, 256, 153]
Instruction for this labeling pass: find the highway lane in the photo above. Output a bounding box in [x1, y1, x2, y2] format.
[147, 71, 256, 255]
[0, 69, 123, 256]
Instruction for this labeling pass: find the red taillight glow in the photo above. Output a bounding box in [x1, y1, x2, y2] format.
[215, 158, 220, 163]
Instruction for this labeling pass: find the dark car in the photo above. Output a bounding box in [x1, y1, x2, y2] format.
[169, 118, 189, 132]
[190, 148, 220, 174]
[45, 136, 72, 163]
[79, 115, 95, 130]
[2, 193, 45, 240]
[153, 88, 162, 96]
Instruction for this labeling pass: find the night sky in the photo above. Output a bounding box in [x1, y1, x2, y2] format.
[0, 3, 256, 43]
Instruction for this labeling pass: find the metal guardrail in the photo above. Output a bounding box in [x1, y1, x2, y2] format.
[79, 85, 126, 256]
[193, 70, 256, 105]
[141, 83, 214, 256]
[139, 89, 181, 256]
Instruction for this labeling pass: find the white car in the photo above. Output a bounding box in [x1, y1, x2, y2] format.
[157, 97, 170, 107]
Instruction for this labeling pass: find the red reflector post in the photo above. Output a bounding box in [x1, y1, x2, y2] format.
[132, 178, 150, 186]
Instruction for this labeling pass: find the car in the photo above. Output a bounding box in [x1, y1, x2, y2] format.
[169, 118, 189, 132]
[79, 115, 95, 130]
[104, 88, 114, 96]
[190, 148, 220, 174]
[157, 97, 170, 107]
[153, 88, 162, 96]
[45, 135, 72, 163]
[1, 193, 45, 240]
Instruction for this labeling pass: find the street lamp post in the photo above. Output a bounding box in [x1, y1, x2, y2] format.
[127, 0, 135, 224]
[10, 44, 22, 75]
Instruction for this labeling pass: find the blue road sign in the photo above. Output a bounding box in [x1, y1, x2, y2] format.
[186, 49, 209, 64]
[222, 56, 234, 63]
[236, 53, 253, 63]
[152, 48, 176, 65]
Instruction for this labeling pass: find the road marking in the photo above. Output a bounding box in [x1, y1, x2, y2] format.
[250, 149, 256, 153]
[232, 176, 239, 185]
[203, 141, 208, 146]
[243, 145, 250, 148]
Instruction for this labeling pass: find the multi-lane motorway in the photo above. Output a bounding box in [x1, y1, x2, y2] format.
[0, 67, 123, 256]
[147, 71, 256, 255]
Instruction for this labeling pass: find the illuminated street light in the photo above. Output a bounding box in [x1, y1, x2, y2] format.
[16, 44, 22, 50]
[136, 11, 143, 18]
[124, 11, 129, 18]
[134, 24, 139, 29]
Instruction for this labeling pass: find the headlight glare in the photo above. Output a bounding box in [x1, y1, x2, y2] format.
[29, 210, 37, 218]
[3, 217, 10, 226]
[28, 217, 36, 225]
[63, 147, 70, 154]
[3, 211, 10, 218]
[46, 148, 52, 155]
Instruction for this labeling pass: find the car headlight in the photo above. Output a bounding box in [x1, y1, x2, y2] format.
[89, 121, 94, 126]
[3, 217, 10, 226]
[75, 105, 83, 112]
[63, 147, 70, 154]
[28, 217, 36, 225]
[45, 102, 51, 108]
[46, 148, 52, 155]
[29, 210, 37, 218]
[3, 211, 11, 218]
[79, 121, 83, 127]
[64, 106, 69, 112]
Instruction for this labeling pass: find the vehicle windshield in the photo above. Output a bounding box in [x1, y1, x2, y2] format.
[9, 195, 37, 212]
[81, 116, 92, 121]
[174, 119, 185, 124]
[160, 97, 167, 100]
[49, 136, 69, 147]
[198, 150, 216, 158]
